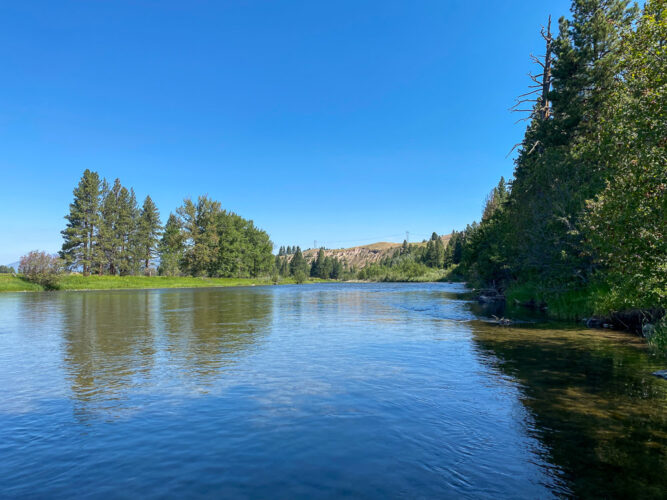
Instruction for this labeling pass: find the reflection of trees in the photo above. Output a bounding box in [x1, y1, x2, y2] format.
[158, 288, 271, 378]
[61, 288, 271, 420]
[62, 291, 158, 420]
[470, 324, 667, 499]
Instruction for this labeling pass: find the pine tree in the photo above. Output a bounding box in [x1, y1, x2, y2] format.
[289, 247, 308, 277]
[92, 178, 110, 274]
[116, 186, 139, 275]
[177, 196, 221, 276]
[434, 237, 445, 268]
[98, 178, 122, 274]
[60, 169, 101, 275]
[320, 256, 334, 279]
[582, 0, 667, 308]
[158, 213, 185, 276]
[506, 0, 638, 283]
[331, 258, 343, 280]
[279, 256, 289, 277]
[137, 195, 162, 274]
[311, 248, 325, 277]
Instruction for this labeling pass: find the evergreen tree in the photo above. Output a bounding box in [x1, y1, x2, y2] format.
[61, 169, 101, 275]
[158, 213, 185, 276]
[177, 196, 221, 276]
[434, 236, 445, 268]
[279, 256, 290, 277]
[320, 256, 334, 279]
[97, 178, 123, 275]
[137, 195, 162, 274]
[582, 0, 666, 309]
[116, 186, 140, 275]
[311, 248, 325, 277]
[503, 0, 638, 283]
[289, 247, 308, 277]
[331, 258, 343, 280]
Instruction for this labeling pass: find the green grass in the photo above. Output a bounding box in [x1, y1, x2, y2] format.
[505, 281, 611, 321]
[0, 274, 336, 292]
[0, 274, 44, 292]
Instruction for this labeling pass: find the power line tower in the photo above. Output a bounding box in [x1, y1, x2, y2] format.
[405, 231, 410, 244]
[314, 240, 318, 249]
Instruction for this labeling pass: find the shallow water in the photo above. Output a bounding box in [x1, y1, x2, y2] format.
[1, 283, 665, 498]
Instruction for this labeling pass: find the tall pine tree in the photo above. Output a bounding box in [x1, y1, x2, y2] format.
[137, 195, 162, 274]
[60, 169, 101, 275]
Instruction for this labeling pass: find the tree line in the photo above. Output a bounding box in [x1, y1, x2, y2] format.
[357, 233, 451, 280]
[60, 170, 161, 276]
[449, 0, 665, 311]
[275, 246, 351, 282]
[60, 169, 274, 278]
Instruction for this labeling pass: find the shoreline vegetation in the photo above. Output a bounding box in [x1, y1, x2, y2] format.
[0, 274, 336, 293]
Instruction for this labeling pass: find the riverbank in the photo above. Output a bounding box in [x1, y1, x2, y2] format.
[504, 281, 666, 349]
[0, 274, 335, 292]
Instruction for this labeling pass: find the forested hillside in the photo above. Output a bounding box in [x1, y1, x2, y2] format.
[448, 0, 665, 321]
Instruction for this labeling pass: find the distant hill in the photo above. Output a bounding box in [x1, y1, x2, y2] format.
[300, 235, 451, 269]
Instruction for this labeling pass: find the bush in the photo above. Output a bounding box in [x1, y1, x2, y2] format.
[293, 269, 307, 284]
[18, 251, 63, 289]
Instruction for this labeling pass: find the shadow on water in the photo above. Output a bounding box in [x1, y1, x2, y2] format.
[470, 321, 667, 499]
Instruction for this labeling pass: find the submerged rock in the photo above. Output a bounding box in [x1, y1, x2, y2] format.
[491, 315, 513, 326]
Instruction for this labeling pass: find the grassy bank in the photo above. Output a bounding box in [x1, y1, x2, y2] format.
[0, 274, 335, 292]
[359, 265, 465, 283]
[368, 268, 451, 283]
[504, 282, 611, 321]
[0, 274, 45, 292]
[504, 280, 666, 349]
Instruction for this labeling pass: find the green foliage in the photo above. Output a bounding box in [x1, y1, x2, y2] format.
[505, 280, 611, 321]
[310, 248, 325, 277]
[270, 267, 280, 284]
[581, 0, 667, 310]
[289, 247, 308, 277]
[19, 250, 63, 290]
[136, 195, 162, 274]
[173, 195, 274, 278]
[452, 0, 662, 325]
[60, 169, 101, 275]
[60, 171, 272, 280]
[158, 213, 185, 276]
[0, 265, 15, 274]
[293, 268, 307, 284]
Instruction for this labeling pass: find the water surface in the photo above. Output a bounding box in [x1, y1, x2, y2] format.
[1, 283, 665, 498]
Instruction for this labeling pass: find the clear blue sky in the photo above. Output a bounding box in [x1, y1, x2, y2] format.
[0, 0, 571, 264]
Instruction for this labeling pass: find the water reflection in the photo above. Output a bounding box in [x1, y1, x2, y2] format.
[1, 283, 666, 498]
[60, 288, 272, 419]
[471, 323, 667, 499]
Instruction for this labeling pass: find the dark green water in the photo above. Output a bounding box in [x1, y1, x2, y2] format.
[1, 283, 665, 498]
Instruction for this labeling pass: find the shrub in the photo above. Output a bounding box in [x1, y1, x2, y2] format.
[18, 251, 63, 289]
[293, 269, 307, 284]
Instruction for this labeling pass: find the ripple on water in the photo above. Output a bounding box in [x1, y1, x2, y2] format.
[0, 283, 665, 498]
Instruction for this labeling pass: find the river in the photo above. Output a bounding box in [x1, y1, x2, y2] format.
[1, 283, 665, 498]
